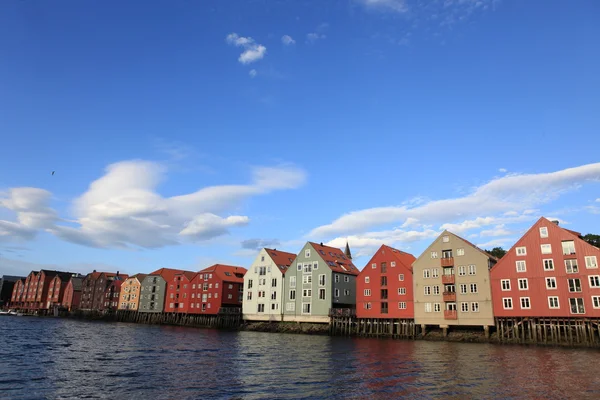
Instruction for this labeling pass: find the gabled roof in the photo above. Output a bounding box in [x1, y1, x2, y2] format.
[69, 277, 83, 291]
[198, 264, 247, 283]
[149, 268, 186, 282]
[382, 244, 416, 272]
[128, 273, 148, 284]
[41, 270, 78, 283]
[1, 275, 24, 282]
[309, 242, 360, 276]
[172, 271, 198, 282]
[264, 248, 296, 272]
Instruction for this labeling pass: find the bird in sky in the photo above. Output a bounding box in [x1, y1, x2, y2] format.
[51, 171, 55, 175]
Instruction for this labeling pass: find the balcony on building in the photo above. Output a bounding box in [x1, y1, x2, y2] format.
[444, 310, 458, 320]
[443, 291, 456, 302]
[441, 257, 454, 267]
[442, 274, 455, 284]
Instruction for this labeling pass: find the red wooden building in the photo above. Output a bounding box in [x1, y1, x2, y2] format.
[491, 217, 600, 318]
[10, 278, 25, 309]
[103, 278, 127, 312]
[189, 264, 246, 315]
[80, 271, 124, 310]
[47, 273, 81, 309]
[13, 270, 76, 312]
[165, 271, 197, 313]
[356, 245, 416, 319]
[63, 277, 83, 311]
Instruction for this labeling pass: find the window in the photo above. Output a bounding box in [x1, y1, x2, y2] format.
[433, 286, 440, 295]
[364, 289, 371, 296]
[271, 278, 277, 287]
[541, 244, 552, 254]
[516, 247, 527, 256]
[286, 302, 295, 311]
[568, 279, 582, 293]
[434, 303, 441, 312]
[543, 259, 554, 271]
[398, 302, 406, 309]
[344, 276, 350, 283]
[271, 291, 277, 300]
[290, 276, 296, 288]
[431, 251, 438, 259]
[247, 292, 252, 300]
[518, 278, 528, 291]
[548, 296, 560, 309]
[364, 302, 372, 309]
[432, 268, 439, 278]
[302, 303, 311, 314]
[586, 256, 598, 269]
[318, 275, 326, 286]
[399, 274, 404, 281]
[458, 266, 466, 276]
[468, 265, 476, 275]
[391, 261, 396, 267]
[305, 249, 311, 258]
[334, 274, 340, 283]
[302, 289, 312, 297]
[423, 269, 430, 278]
[302, 275, 312, 285]
[539, 227, 549, 238]
[520, 297, 531, 309]
[303, 264, 312, 274]
[562, 241, 576, 255]
[459, 284, 467, 294]
[334, 289, 340, 298]
[424, 303, 432, 312]
[589, 276, 600, 288]
[593, 296, 600, 309]
[471, 302, 479, 312]
[381, 302, 389, 314]
[319, 289, 326, 300]
[289, 290, 296, 300]
[456, 248, 465, 256]
[398, 287, 406, 295]
[364, 276, 370, 283]
[424, 286, 431, 295]
[380, 289, 388, 299]
[313, 262, 318, 270]
[569, 298, 585, 314]
[380, 262, 387, 273]
[546, 277, 557, 289]
[501, 280, 511, 291]
[228, 284, 233, 290]
[297, 263, 302, 271]
[371, 263, 376, 269]
[461, 302, 469, 312]
[442, 235, 450, 242]
[470, 283, 478, 293]
[516, 261, 526, 273]
[442, 249, 452, 258]
[565, 259, 578, 274]
[380, 276, 387, 286]
[271, 303, 278, 311]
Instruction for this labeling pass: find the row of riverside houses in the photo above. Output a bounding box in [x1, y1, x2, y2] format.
[7, 217, 600, 339]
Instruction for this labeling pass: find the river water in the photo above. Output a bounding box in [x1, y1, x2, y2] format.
[1, 317, 599, 399]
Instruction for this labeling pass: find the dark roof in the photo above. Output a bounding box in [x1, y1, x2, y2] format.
[264, 248, 296, 272]
[0, 275, 24, 282]
[308, 242, 360, 276]
[40, 270, 78, 282]
[70, 277, 83, 291]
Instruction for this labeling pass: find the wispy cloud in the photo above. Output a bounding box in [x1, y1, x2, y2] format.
[241, 238, 280, 250]
[249, 69, 257, 78]
[281, 35, 296, 45]
[0, 161, 307, 249]
[357, 0, 408, 13]
[226, 33, 267, 64]
[499, 168, 508, 173]
[306, 33, 326, 43]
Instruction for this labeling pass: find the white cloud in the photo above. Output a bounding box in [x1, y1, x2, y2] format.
[249, 69, 257, 78]
[225, 33, 267, 64]
[476, 237, 516, 250]
[306, 33, 326, 43]
[1, 160, 306, 249]
[479, 224, 514, 237]
[357, 0, 408, 13]
[281, 35, 296, 45]
[310, 163, 600, 238]
[596, 198, 600, 202]
[499, 168, 508, 173]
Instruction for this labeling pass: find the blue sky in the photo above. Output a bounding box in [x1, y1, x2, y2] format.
[1, 0, 599, 277]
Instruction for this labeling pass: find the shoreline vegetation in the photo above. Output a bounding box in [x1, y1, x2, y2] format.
[17, 311, 597, 348]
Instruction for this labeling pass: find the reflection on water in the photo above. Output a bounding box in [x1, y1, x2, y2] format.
[1, 317, 599, 399]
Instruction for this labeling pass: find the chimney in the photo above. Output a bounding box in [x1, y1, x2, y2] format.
[320, 242, 324, 246]
[93, 269, 96, 273]
[116, 271, 119, 276]
[552, 220, 560, 225]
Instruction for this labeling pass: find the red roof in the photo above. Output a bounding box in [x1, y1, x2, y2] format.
[198, 264, 247, 283]
[150, 268, 188, 282]
[309, 242, 360, 276]
[172, 271, 198, 282]
[264, 248, 296, 272]
[381, 244, 416, 272]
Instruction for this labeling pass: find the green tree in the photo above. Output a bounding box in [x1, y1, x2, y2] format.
[581, 234, 600, 248]
[485, 247, 507, 259]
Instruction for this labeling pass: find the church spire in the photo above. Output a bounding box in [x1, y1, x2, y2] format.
[344, 241, 352, 260]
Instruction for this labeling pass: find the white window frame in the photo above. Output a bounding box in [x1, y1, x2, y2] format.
[433, 286, 440, 295]
[430, 251, 438, 259]
[471, 302, 479, 312]
[565, 259, 579, 274]
[424, 286, 431, 295]
[518, 278, 528, 291]
[470, 283, 478, 293]
[516, 260, 526, 273]
[301, 303, 311, 314]
[424, 303, 432, 313]
[468, 265, 476, 275]
[399, 274, 404, 281]
[503, 297, 513, 310]
[391, 261, 396, 267]
[516, 246, 527, 256]
[459, 284, 467, 294]
[456, 248, 465, 256]
[540, 244, 552, 254]
[501, 279, 511, 291]
[562, 241, 576, 255]
[520, 297, 531, 309]
[568, 278, 582, 293]
[364, 276, 370, 283]
[548, 296, 560, 309]
[398, 287, 406, 295]
[569, 298, 585, 314]
[539, 227, 549, 238]
[442, 235, 449, 242]
[434, 303, 441, 312]
[364, 289, 371, 296]
[371, 263, 376, 269]
[592, 296, 600, 309]
[305, 249, 311, 258]
[458, 266, 466, 276]
[423, 269, 430, 279]
[334, 289, 339, 298]
[586, 256, 598, 269]
[398, 302, 406, 310]
[589, 275, 600, 288]
[543, 259, 554, 271]
[546, 277, 557, 290]
[432, 268, 439, 278]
